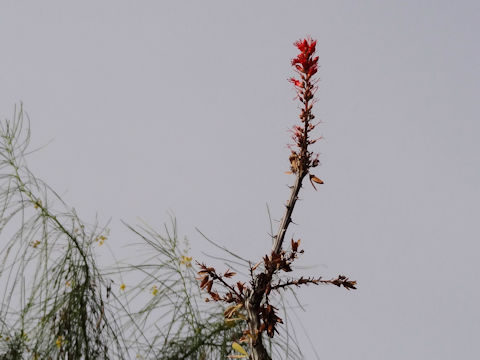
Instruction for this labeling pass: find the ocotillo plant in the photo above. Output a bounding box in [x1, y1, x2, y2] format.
[197, 37, 357, 360]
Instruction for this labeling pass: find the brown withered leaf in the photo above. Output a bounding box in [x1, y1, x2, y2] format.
[237, 281, 245, 293]
[224, 269, 236, 278]
[258, 323, 266, 334]
[200, 276, 209, 289]
[267, 324, 275, 337]
[309, 174, 324, 190]
[343, 280, 357, 290]
[311, 175, 323, 184]
[224, 305, 236, 319]
[289, 151, 300, 174]
[260, 304, 283, 338]
[281, 263, 293, 272]
[331, 275, 357, 290]
[271, 252, 283, 270]
[206, 280, 213, 293]
[251, 261, 262, 271]
[291, 238, 301, 252]
[239, 330, 254, 343]
[197, 266, 215, 275]
[263, 255, 270, 268]
[210, 292, 220, 301]
[224, 303, 243, 319]
[224, 292, 234, 303]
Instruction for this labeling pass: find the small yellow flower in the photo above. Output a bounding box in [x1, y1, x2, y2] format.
[180, 255, 192, 267]
[96, 235, 107, 246]
[56, 336, 63, 349]
[151, 285, 158, 296]
[120, 283, 126, 291]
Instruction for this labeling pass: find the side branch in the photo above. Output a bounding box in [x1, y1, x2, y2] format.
[272, 275, 357, 292]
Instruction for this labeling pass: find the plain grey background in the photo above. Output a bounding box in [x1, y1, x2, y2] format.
[1, 1, 479, 359]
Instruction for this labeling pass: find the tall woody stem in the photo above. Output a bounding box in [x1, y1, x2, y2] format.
[247, 37, 320, 360]
[271, 170, 306, 255]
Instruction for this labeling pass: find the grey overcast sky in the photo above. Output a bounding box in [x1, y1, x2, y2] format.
[1, 1, 479, 359]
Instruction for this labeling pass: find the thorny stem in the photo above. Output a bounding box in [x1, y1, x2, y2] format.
[246, 272, 273, 360]
[248, 125, 307, 360]
[272, 39, 318, 257]
[271, 170, 306, 255]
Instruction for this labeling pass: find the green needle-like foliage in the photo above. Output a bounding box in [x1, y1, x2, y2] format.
[0, 105, 127, 359]
[0, 105, 281, 359]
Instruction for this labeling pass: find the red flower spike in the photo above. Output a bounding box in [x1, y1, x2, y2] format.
[287, 37, 321, 176]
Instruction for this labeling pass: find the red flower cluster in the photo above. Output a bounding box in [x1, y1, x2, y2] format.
[291, 37, 319, 77]
[289, 37, 319, 93]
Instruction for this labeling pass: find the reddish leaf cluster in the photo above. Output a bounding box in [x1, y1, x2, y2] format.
[263, 239, 304, 275]
[328, 275, 357, 290]
[259, 304, 283, 338]
[197, 263, 246, 304]
[197, 233, 356, 346]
